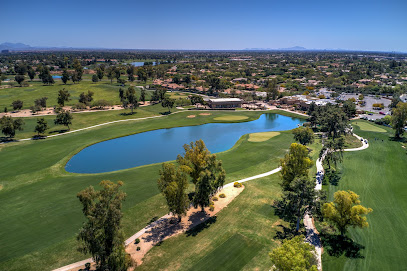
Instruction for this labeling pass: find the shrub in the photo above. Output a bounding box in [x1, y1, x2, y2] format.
[372, 103, 384, 109]
[212, 196, 218, 201]
[72, 102, 87, 110]
[136, 246, 140, 251]
[209, 205, 215, 211]
[92, 99, 112, 109]
[134, 238, 140, 244]
[210, 200, 214, 205]
[219, 193, 226, 198]
[234, 182, 242, 188]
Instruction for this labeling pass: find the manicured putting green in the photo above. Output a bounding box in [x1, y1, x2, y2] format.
[248, 131, 280, 142]
[188, 233, 263, 271]
[354, 122, 386, 133]
[214, 115, 249, 121]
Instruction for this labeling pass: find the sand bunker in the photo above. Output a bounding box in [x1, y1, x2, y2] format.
[187, 115, 196, 118]
[199, 113, 211, 116]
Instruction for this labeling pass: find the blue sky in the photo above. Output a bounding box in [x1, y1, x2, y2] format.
[1, 0, 406, 51]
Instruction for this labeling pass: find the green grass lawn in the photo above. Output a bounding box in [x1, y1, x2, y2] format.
[0, 79, 151, 110]
[5, 103, 178, 139]
[344, 134, 363, 149]
[321, 120, 407, 271]
[137, 174, 287, 271]
[0, 110, 306, 271]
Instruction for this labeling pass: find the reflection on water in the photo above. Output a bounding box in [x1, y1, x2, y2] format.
[65, 113, 304, 173]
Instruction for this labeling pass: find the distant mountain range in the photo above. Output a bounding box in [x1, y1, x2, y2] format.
[0, 42, 98, 51]
[0, 42, 405, 54]
[0, 42, 32, 50]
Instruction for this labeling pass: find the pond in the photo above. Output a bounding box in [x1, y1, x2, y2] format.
[131, 61, 157, 67]
[52, 75, 62, 79]
[65, 113, 304, 173]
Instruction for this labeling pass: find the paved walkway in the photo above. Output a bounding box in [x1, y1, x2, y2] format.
[52, 167, 282, 271]
[303, 131, 369, 271]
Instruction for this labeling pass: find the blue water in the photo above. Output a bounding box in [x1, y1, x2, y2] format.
[52, 75, 62, 79]
[65, 114, 304, 173]
[131, 61, 157, 67]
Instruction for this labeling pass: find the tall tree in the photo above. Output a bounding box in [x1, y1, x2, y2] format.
[97, 67, 104, 80]
[107, 66, 115, 84]
[34, 117, 48, 136]
[14, 63, 27, 75]
[11, 100, 23, 111]
[137, 68, 148, 83]
[391, 102, 407, 138]
[318, 105, 349, 139]
[269, 235, 318, 271]
[92, 74, 99, 83]
[342, 100, 356, 119]
[320, 137, 345, 169]
[61, 69, 70, 85]
[157, 163, 189, 221]
[126, 65, 135, 82]
[279, 143, 313, 191]
[122, 86, 138, 114]
[39, 66, 54, 85]
[162, 97, 175, 113]
[79, 91, 94, 106]
[292, 126, 315, 145]
[34, 97, 48, 110]
[57, 88, 71, 106]
[73, 59, 83, 82]
[177, 140, 225, 211]
[140, 88, 146, 104]
[279, 176, 316, 232]
[71, 71, 80, 84]
[114, 67, 121, 83]
[15, 75, 25, 86]
[0, 116, 24, 138]
[27, 67, 35, 81]
[77, 181, 132, 271]
[54, 110, 73, 130]
[323, 190, 372, 236]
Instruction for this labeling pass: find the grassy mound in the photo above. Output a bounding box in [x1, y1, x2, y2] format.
[354, 121, 387, 133]
[214, 115, 249, 121]
[248, 132, 280, 142]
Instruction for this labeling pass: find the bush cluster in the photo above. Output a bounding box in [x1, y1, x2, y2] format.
[219, 193, 226, 198]
[233, 182, 243, 188]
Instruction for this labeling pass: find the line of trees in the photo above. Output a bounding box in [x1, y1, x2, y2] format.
[157, 140, 225, 221]
[0, 110, 73, 139]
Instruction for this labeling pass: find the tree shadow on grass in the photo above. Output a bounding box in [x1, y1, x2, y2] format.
[185, 215, 217, 237]
[320, 233, 365, 259]
[119, 111, 137, 116]
[274, 224, 298, 240]
[389, 136, 407, 143]
[323, 169, 341, 186]
[159, 111, 171, 115]
[142, 217, 184, 245]
[31, 135, 47, 140]
[48, 129, 69, 134]
[0, 137, 17, 143]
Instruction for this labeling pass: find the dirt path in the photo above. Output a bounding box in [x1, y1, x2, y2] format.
[53, 167, 282, 271]
[304, 130, 369, 271]
[0, 103, 152, 118]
